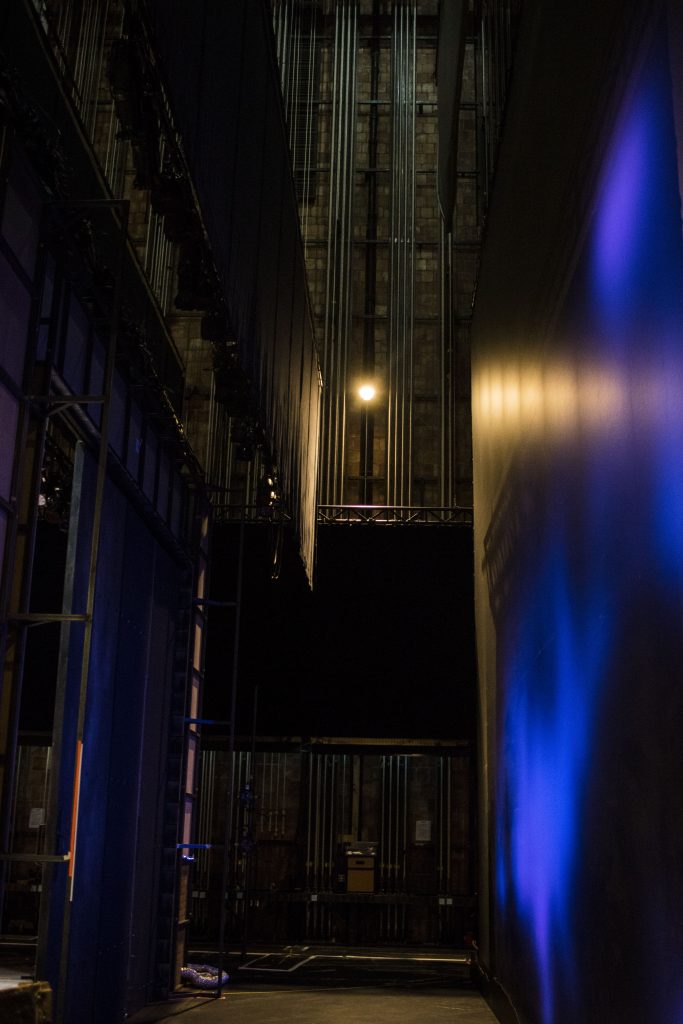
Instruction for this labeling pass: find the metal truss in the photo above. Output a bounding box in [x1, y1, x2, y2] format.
[316, 504, 473, 526]
[212, 503, 473, 526]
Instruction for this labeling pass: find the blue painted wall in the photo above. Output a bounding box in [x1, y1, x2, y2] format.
[472, 7, 683, 1022]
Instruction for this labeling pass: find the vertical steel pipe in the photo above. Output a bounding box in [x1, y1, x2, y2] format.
[389, 753, 395, 899]
[407, 1, 416, 504]
[328, 755, 336, 890]
[438, 756, 444, 891]
[402, 754, 407, 893]
[306, 752, 313, 935]
[216, 516, 245, 997]
[446, 753, 450, 888]
[320, 754, 327, 889]
[315, 754, 322, 889]
[380, 755, 386, 891]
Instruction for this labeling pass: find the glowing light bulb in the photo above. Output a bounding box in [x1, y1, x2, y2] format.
[358, 384, 376, 401]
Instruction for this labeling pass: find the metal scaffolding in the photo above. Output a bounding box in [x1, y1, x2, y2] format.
[189, 737, 474, 947]
[271, 0, 521, 520]
[273, 1, 474, 515]
[0, 197, 127, 1024]
[317, 503, 473, 525]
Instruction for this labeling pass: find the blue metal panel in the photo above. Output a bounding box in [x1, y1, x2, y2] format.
[62, 299, 89, 395]
[43, 449, 183, 1023]
[66, 472, 128, 1023]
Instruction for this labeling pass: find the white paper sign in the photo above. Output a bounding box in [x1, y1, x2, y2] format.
[29, 808, 45, 829]
[415, 819, 431, 842]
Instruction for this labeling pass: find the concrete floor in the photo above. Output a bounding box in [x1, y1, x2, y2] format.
[0, 940, 499, 1024]
[130, 986, 499, 1024]
[127, 946, 499, 1024]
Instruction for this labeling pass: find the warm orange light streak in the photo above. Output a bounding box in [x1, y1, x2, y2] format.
[68, 740, 84, 899]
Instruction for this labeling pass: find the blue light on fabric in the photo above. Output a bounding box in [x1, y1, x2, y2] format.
[494, 34, 683, 1024]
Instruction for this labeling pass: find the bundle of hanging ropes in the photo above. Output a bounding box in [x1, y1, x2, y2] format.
[180, 963, 230, 990]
